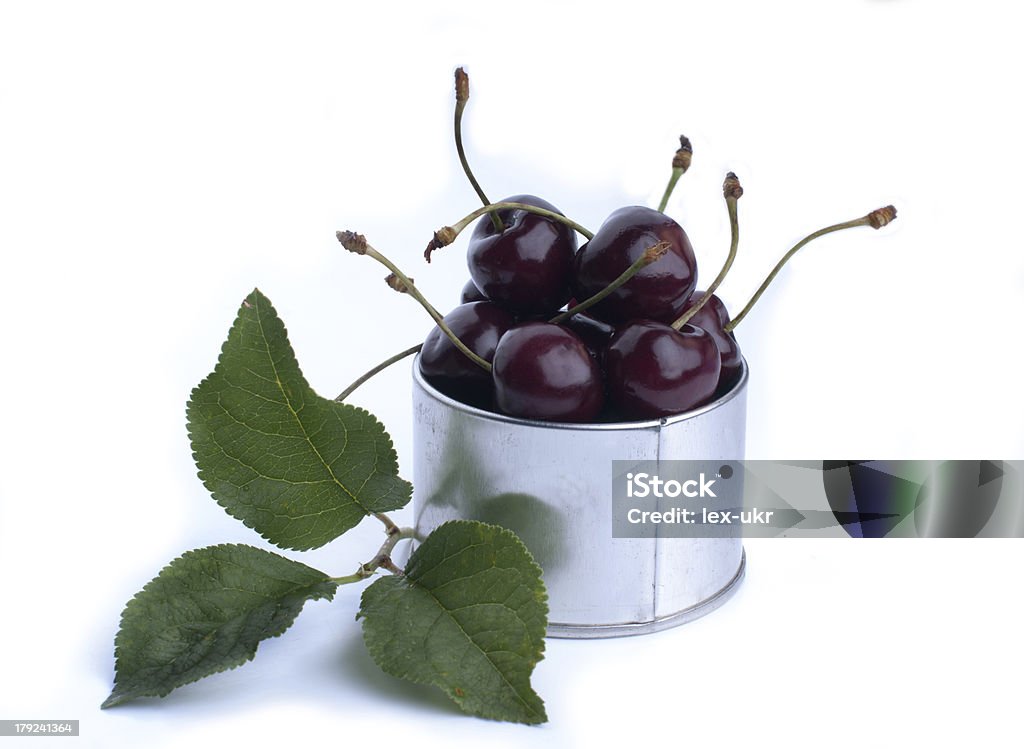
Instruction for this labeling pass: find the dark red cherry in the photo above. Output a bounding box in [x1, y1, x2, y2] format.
[492, 322, 604, 422]
[604, 320, 721, 419]
[419, 301, 515, 408]
[468, 194, 578, 315]
[561, 312, 616, 364]
[678, 291, 743, 391]
[460, 278, 488, 304]
[460, 278, 559, 321]
[572, 206, 697, 325]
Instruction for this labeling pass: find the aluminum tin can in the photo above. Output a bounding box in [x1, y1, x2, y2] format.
[411, 357, 748, 638]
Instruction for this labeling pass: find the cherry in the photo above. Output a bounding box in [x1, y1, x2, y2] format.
[678, 291, 742, 391]
[460, 278, 488, 304]
[467, 194, 578, 315]
[604, 320, 721, 419]
[551, 240, 670, 364]
[419, 301, 515, 408]
[492, 322, 604, 422]
[562, 312, 616, 363]
[572, 206, 697, 325]
[340, 65, 901, 428]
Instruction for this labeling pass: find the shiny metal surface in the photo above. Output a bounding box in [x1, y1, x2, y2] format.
[411, 356, 748, 638]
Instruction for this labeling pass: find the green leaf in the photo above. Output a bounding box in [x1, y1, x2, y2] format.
[103, 544, 336, 708]
[358, 520, 549, 724]
[187, 289, 412, 551]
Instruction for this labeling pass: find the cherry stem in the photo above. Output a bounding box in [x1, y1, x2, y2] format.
[337, 230, 492, 372]
[657, 171, 683, 214]
[425, 201, 594, 262]
[549, 242, 671, 325]
[453, 202, 593, 238]
[330, 523, 414, 584]
[656, 135, 693, 213]
[453, 68, 503, 233]
[724, 205, 898, 332]
[335, 343, 423, 402]
[672, 172, 742, 330]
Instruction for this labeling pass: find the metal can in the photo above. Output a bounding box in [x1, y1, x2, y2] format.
[411, 357, 748, 638]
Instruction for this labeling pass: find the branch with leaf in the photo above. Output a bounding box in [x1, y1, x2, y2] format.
[103, 289, 549, 725]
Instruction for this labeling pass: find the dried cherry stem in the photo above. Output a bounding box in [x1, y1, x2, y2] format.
[724, 205, 897, 332]
[335, 343, 423, 402]
[330, 521, 414, 584]
[425, 201, 594, 262]
[337, 230, 492, 372]
[454, 67, 503, 233]
[549, 241, 671, 325]
[672, 172, 743, 330]
[657, 135, 693, 213]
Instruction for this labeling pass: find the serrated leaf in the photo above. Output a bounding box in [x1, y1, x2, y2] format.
[358, 520, 548, 724]
[103, 544, 336, 708]
[187, 289, 412, 550]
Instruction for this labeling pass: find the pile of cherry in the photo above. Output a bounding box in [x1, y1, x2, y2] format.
[338, 68, 896, 424]
[423, 198, 737, 422]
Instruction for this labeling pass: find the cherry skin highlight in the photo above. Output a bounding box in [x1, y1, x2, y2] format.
[572, 206, 697, 325]
[468, 194, 578, 315]
[604, 320, 721, 419]
[419, 301, 515, 408]
[492, 322, 605, 422]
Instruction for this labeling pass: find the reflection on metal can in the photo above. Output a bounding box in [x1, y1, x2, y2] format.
[411, 356, 749, 638]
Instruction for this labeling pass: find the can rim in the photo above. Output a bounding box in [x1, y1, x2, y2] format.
[412, 354, 749, 432]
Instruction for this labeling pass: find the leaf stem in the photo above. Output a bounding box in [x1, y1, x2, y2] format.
[336, 231, 492, 372]
[330, 572, 366, 586]
[724, 205, 897, 332]
[425, 202, 594, 262]
[672, 173, 742, 330]
[548, 241, 671, 325]
[330, 524, 415, 585]
[335, 344, 423, 401]
[454, 68, 503, 233]
[374, 512, 401, 535]
[379, 558, 405, 575]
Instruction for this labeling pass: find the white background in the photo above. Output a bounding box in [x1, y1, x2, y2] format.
[1, 1, 1022, 747]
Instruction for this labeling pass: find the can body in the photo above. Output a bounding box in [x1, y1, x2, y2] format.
[411, 357, 748, 638]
